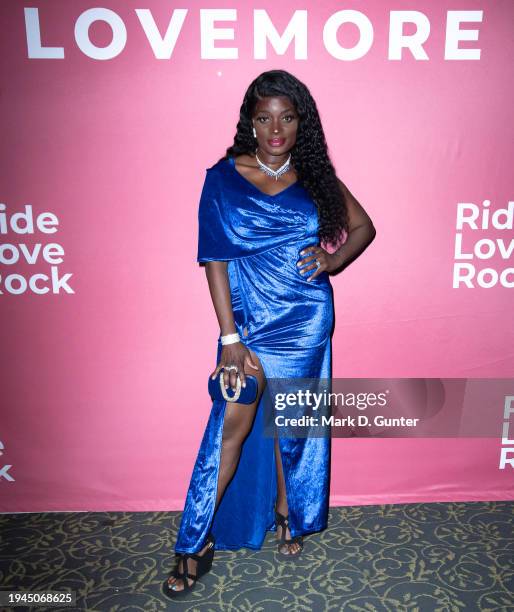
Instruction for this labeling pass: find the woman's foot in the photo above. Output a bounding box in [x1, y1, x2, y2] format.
[165, 537, 215, 593]
[275, 510, 303, 557]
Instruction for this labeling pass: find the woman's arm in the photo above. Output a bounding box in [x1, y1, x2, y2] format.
[205, 261, 238, 336]
[331, 178, 376, 271]
[204, 261, 259, 390]
[297, 178, 376, 279]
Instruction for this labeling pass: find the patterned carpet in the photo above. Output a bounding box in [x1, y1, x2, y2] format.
[0, 501, 513, 611]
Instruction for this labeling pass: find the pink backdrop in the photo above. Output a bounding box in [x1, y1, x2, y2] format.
[1, 0, 513, 511]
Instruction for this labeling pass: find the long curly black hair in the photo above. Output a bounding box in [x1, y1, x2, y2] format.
[222, 69, 348, 247]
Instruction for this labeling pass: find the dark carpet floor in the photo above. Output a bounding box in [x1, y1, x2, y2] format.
[0, 501, 513, 611]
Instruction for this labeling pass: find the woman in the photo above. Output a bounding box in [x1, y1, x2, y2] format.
[163, 69, 376, 598]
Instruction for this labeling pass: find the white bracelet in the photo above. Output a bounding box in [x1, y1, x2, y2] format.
[221, 332, 241, 345]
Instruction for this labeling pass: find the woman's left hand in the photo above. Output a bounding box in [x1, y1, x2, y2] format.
[296, 245, 340, 281]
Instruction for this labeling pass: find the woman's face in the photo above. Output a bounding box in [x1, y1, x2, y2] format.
[252, 96, 299, 158]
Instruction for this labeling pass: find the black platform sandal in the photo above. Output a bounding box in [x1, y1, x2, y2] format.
[275, 511, 304, 560]
[162, 534, 215, 599]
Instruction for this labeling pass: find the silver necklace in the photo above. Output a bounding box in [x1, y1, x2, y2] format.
[255, 151, 291, 181]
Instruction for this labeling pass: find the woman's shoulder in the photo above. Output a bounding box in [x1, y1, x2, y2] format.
[201, 157, 231, 190]
[205, 159, 224, 173]
[206, 153, 254, 173]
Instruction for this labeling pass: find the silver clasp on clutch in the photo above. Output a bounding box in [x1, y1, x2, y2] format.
[220, 371, 241, 402]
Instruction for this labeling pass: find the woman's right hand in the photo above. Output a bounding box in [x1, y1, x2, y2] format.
[210, 342, 259, 391]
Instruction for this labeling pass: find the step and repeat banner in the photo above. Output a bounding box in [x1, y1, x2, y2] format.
[1, 1, 513, 511]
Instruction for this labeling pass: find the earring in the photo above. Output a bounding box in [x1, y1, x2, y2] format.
[252, 126, 257, 138]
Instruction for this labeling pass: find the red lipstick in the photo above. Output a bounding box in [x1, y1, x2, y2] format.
[268, 138, 285, 147]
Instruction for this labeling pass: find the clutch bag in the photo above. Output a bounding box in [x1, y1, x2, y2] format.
[208, 371, 258, 404]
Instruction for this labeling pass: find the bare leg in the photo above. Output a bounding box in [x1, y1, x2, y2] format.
[274, 437, 301, 555]
[168, 344, 267, 591]
[213, 348, 266, 509]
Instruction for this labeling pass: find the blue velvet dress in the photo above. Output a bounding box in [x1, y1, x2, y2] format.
[175, 156, 334, 552]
